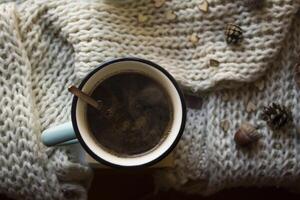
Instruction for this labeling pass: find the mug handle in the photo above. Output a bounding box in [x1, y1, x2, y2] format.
[41, 122, 78, 146]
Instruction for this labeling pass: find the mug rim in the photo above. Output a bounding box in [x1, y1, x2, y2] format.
[71, 57, 186, 168]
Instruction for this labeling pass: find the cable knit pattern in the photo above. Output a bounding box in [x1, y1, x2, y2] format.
[37, 0, 298, 92]
[162, 10, 300, 195]
[1, 0, 300, 199]
[0, 2, 92, 200]
[0, 4, 63, 200]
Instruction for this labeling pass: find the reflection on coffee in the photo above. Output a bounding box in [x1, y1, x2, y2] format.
[86, 72, 172, 157]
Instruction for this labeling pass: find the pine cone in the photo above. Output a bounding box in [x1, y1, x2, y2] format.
[225, 24, 243, 45]
[261, 103, 292, 130]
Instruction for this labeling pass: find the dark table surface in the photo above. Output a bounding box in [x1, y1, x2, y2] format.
[88, 170, 300, 200]
[2, 169, 300, 200]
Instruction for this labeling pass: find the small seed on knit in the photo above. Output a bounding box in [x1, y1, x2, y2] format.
[138, 14, 149, 23]
[165, 10, 177, 21]
[222, 93, 229, 101]
[154, 0, 165, 8]
[188, 33, 199, 45]
[274, 142, 282, 150]
[220, 119, 230, 132]
[254, 80, 264, 91]
[262, 25, 273, 35]
[210, 59, 220, 67]
[246, 101, 256, 113]
[198, 0, 209, 12]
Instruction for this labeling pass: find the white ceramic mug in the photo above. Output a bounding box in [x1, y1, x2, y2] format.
[41, 58, 186, 167]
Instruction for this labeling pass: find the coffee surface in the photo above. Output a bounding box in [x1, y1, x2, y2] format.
[86, 72, 172, 156]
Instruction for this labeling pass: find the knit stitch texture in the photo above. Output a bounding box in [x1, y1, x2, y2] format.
[1, 0, 300, 199]
[0, 2, 92, 200]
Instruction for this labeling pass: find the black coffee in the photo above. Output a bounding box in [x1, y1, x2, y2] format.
[86, 72, 172, 157]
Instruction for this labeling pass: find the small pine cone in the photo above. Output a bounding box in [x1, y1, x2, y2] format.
[261, 103, 292, 130]
[244, 0, 265, 10]
[225, 24, 243, 45]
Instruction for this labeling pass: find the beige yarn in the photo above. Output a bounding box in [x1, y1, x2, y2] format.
[0, 2, 92, 200]
[1, 0, 300, 199]
[163, 8, 300, 195]
[44, 0, 298, 92]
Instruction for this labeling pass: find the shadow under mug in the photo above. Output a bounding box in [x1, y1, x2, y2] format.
[41, 58, 186, 168]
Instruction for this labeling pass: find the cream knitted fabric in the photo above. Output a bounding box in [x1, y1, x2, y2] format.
[0, 2, 92, 200]
[1, 0, 300, 199]
[48, 0, 298, 92]
[158, 9, 300, 195]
